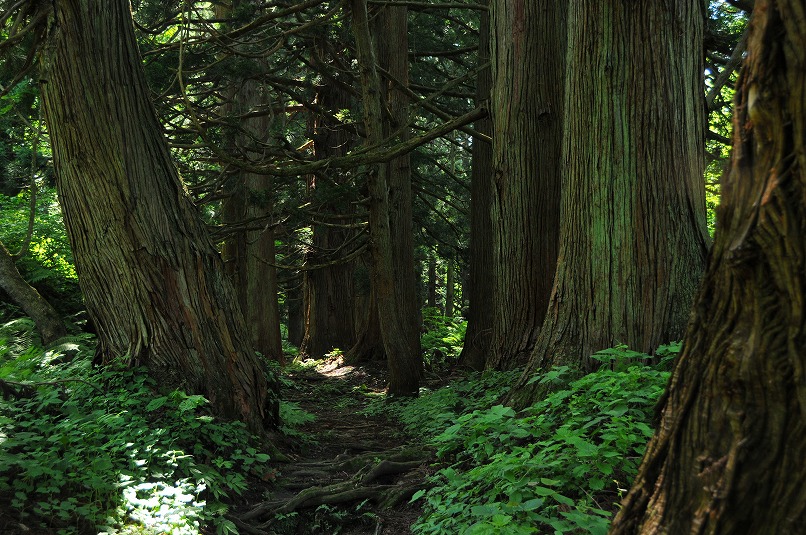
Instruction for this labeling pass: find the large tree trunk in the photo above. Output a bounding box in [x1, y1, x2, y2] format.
[458, 2, 493, 371]
[350, 0, 420, 395]
[39, 0, 278, 432]
[611, 1, 806, 532]
[0, 241, 66, 344]
[347, 268, 386, 362]
[508, 0, 709, 406]
[485, 0, 566, 370]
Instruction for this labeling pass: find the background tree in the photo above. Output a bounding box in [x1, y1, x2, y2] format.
[486, 0, 566, 370]
[36, 0, 278, 431]
[350, 0, 421, 395]
[458, 0, 492, 371]
[611, 0, 806, 531]
[508, 0, 709, 405]
[300, 33, 361, 359]
[215, 0, 284, 364]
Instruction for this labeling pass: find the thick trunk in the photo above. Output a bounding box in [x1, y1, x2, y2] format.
[346, 276, 386, 363]
[458, 2, 493, 371]
[39, 0, 277, 432]
[611, 2, 806, 532]
[221, 112, 284, 365]
[350, 0, 420, 395]
[0, 241, 66, 344]
[486, 0, 566, 370]
[242, 171, 283, 363]
[508, 0, 709, 407]
[300, 240, 356, 358]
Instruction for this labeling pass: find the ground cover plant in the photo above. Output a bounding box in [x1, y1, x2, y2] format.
[0, 320, 276, 535]
[379, 345, 677, 534]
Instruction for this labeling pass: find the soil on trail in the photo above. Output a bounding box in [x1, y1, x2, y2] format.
[230, 356, 433, 535]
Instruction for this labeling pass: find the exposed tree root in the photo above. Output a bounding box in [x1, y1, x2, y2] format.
[233, 446, 431, 530]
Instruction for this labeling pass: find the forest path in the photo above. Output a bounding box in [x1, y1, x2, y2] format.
[230, 357, 432, 535]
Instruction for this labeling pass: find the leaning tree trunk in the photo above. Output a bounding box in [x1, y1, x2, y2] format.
[350, 0, 420, 395]
[39, 0, 278, 432]
[485, 0, 566, 370]
[0, 241, 66, 344]
[458, 1, 493, 371]
[610, 1, 806, 532]
[508, 0, 709, 407]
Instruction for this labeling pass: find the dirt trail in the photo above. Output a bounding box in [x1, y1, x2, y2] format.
[230, 357, 432, 535]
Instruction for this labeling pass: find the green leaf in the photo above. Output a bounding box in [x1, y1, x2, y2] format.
[145, 396, 168, 412]
[409, 489, 426, 503]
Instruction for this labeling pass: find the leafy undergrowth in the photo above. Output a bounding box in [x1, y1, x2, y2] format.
[370, 344, 678, 535]
[1, 312, 679, 535]
[0, 319, 275, 535]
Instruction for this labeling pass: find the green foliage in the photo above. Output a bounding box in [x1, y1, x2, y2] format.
[362, 369, 520, 439]
[385, 345, 678, 534]
[278, 401, 317, 441]
[0, 190, 81, 318]
[0, 323, 273, 534]
[420, 307, 467, 368]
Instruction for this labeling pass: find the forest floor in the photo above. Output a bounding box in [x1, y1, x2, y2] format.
[228, 356, 434, 535]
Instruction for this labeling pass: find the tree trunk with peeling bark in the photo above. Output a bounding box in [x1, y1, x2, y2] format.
[485, 0, 566, 370]
[508, 0, 709, 407]
[610, 1, 806, 532]
[39, 0, 278, 432]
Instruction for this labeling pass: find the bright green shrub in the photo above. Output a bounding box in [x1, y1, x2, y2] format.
[420, 307, 467, 368]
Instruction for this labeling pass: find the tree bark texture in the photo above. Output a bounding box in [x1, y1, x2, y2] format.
[0, 241, 66, 344]
[610, 1, 806, 532]
[508, 0, 709, 406]
[286, 276, 305, 347]
[458, 1, 493, 371]
[39, 0, 278, 432]
[486, 0, 566, 370]
[350, 0, 420, 395]
[346, 266, 386, 364]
